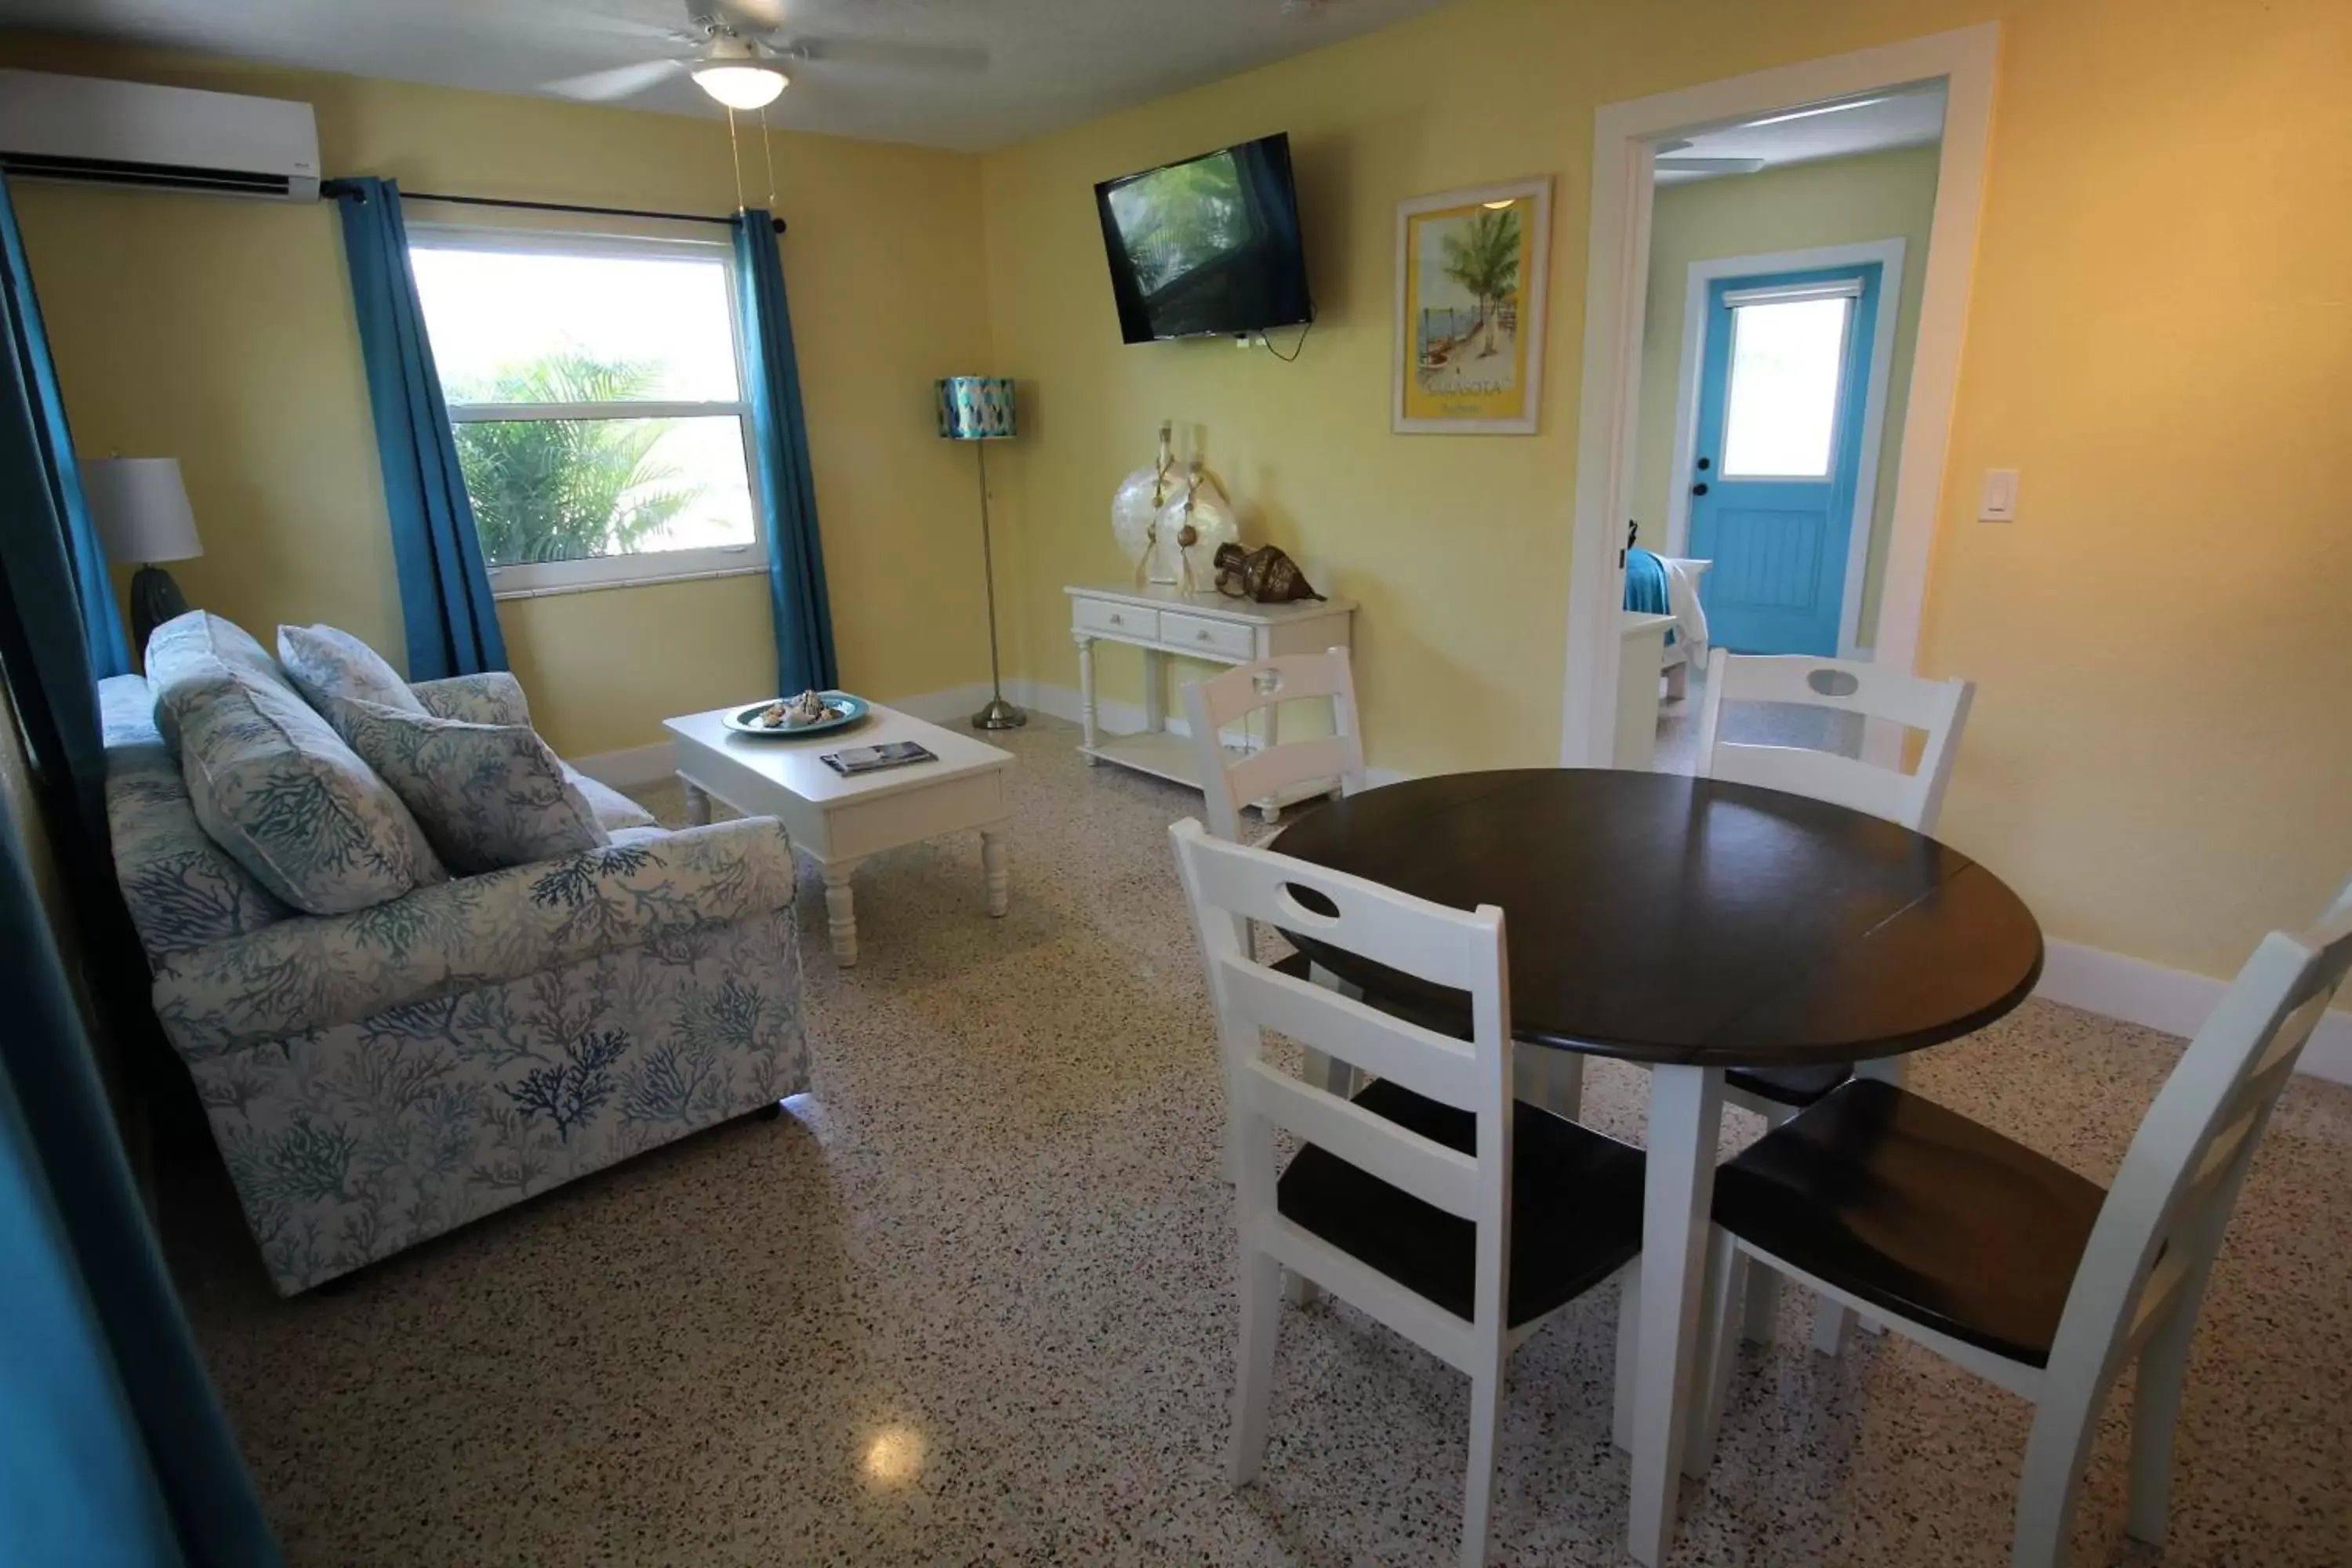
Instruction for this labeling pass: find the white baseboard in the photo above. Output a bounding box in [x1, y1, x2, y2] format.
[885, 683, 999, 727]
[566, 740, 676, 789]
[575, 680, 1414, 798]
[576, 684, 2345, 1086]
[2037, 940, 2352, 1086]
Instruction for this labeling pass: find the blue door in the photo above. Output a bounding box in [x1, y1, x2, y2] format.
[1686, 263, 1882, 655]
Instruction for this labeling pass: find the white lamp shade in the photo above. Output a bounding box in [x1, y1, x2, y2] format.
[85, 458, 202, 564]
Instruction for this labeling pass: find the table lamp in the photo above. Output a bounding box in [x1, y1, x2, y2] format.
[85, 456, 202, 652]
[936, 376, 1023, 730]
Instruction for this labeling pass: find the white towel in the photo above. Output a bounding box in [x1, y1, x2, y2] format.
[1660, 557, 1710, 666]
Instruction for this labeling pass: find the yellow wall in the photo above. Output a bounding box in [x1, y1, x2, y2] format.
[980, 0, 2352, 980]
[1634, 144, 1942, 645]
[10, 0, 2350, 988]
[2, 35, 994, 757]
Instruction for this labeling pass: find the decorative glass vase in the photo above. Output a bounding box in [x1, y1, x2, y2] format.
[1111, 422, 1177, 583]
[1150, 457, 1237, 592]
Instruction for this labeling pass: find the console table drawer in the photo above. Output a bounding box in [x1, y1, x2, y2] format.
[1074, 598, 1157, 641]
[1160, 611, 1255, 661]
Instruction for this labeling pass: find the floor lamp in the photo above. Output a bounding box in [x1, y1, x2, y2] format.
[937, 376, 1024, 730]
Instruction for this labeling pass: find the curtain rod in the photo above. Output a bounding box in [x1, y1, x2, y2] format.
[320, 180, 786, 234]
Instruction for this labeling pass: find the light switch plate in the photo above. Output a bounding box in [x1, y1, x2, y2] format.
[1979, 468, 2020, 522]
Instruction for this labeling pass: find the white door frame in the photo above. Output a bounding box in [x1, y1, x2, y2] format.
[1557, 23, 1999, 765]
[1664, 238, 1907, 659]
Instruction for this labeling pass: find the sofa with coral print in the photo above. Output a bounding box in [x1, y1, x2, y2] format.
[100, 616, 808, 1294]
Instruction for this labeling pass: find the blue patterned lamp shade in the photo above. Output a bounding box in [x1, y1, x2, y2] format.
[937, 376, 1018, 441]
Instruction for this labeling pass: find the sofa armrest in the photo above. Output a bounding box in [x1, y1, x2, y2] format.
[151, 816, 796, 1059]
[409, 671, 532, 727]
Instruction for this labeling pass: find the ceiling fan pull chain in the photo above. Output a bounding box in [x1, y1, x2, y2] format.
[725, 104, 749, 216]
[758, 104, 779, 213]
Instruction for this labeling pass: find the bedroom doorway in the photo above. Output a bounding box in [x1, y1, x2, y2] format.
[1557, 24, 1998, 771]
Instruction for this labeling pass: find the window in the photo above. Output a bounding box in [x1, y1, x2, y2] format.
[409, 230, 762, 595]
[1719, 286, 1856, 479]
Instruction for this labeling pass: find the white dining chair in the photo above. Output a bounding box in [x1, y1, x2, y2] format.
[1181, 648, 1369, 1094]
[1169, 818, 1647, 1568]
[1693, 645, 1973, 837]
[1181, 646, 1364, 840]
[1186, 645, 1582, 1120]
[1686, 878, 2352, 1568]
[1694, 646, 1976, 1351]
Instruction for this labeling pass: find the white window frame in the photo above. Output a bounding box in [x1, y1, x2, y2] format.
[408, 224, 767, 598]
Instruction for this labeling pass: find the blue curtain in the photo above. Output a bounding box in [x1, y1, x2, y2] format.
[330, 177, 507, 680]
[0, 174, 118, 860]
[2, 176, 129, 688]
[734, 210, 837, 695]
[0, 171, 278, 1568]
[0, 799, 279, 1568]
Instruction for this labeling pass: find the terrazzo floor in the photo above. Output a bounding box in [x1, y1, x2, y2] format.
[156, 716, 2352, 1566]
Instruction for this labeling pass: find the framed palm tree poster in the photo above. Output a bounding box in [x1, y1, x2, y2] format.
[1394, 177, 1552, 434]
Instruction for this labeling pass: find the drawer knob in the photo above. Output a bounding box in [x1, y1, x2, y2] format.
[1196, 630, 1210, 641]
[1109, 613, 1123, 625]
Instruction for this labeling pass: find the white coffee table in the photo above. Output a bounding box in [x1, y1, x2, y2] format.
[663, 701, 1014, 967]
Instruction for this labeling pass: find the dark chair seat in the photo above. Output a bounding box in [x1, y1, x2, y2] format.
[1277, 1079, 1646, 1327]
[1712, 1079, 2108, 1366]
[1726, 1062, 1853, 1109]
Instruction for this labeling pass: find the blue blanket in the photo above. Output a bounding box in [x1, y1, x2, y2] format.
[1624, 547, 1675, 645]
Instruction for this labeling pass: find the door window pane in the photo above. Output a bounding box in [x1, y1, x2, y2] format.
[452, 415, 756, 566]
[412, 247, 741, 403]
[1721, 296, 1851, 477]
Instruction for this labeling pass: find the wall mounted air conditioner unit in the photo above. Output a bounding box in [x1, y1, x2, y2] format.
[0, 69, 320, 201]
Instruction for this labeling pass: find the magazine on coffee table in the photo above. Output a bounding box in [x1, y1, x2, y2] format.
[821, 741, 938, 778]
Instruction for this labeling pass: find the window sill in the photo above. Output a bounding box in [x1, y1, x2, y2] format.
[491, 564, 768, 602]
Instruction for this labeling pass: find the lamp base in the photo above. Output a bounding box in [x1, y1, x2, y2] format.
[129, 564, 191, 656]
[971, 695, 1027, 731]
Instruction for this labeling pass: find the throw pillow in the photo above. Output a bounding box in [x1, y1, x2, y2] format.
[277, 623, 426, 731]
[334, 698, 610, 875]
[145, 611, 446, 915]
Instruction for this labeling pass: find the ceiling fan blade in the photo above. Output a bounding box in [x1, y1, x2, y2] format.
[717, 0, 789, 31]
[542, 58, 691, 101]
[1654, 156, 1767, 174]
[786, 34, 991, 76]
[417, 0, 682, 42]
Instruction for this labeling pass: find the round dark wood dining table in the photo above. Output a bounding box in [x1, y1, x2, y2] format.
[1269, 768, 2044, 1065]
[1265, 767, 2044, 1566]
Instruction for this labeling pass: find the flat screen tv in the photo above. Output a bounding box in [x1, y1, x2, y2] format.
[1094, 132, 1313, 344]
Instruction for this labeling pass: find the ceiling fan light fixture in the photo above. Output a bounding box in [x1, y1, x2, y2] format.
[692, 63, 788, 109]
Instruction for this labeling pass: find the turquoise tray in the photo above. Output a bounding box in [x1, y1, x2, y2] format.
[722, 692, 870, 739]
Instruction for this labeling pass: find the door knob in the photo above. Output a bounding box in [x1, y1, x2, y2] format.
[1691, 482, 1710, 496]
[1697, 456, 1712, 470]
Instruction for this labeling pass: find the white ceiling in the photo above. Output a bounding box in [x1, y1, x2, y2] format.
[1654, 84, 1945, 185]
[0, 0, 1460, 151]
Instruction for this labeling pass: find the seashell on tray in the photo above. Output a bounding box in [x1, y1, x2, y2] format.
[757, 691, 840, 729]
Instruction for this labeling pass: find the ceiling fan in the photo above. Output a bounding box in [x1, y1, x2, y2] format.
[1650, 139, 1765, 178]
[543, 0, 990, 111]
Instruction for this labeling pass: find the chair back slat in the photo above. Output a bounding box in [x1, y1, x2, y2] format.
[1695, 648, 1973, 833]
[1175, 822, 1504, 992]
[1171, 817, 1515, 1341]
[1243, 1060, 1482, 1218]
[1218, 956, 1479, 1109]
[1703, 741, 1922, 827]
[1181, 648, 1366, 841]
[1226, 735, 1358, 815]
[2047, 882, 2352, 1399]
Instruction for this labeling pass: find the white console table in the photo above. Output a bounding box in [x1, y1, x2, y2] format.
[1066, 583, 1356, 819]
